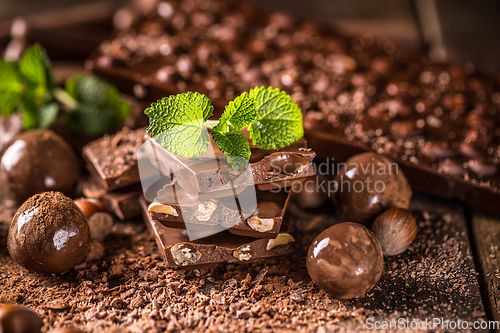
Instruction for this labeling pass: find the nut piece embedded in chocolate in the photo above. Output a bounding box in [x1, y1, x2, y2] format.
[233, 244, 253, 261]
[148, 202, 179, 216]
[333, 152, 412, 226]
[193, 200, 218, 221]
[0, 304, 43, 333]
[0, 130, 80, 204]
[170, 244, 201, 266]
[307, 222, 384, 299]
[7, 191, 91, 274]
[247, 216, 274, 232]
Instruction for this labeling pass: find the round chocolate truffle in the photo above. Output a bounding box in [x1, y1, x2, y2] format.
[291, 175, 329, 209]
[0, 304, 43, 333]
[333, 152, 412, 226]
[7, 191, 91, 274]
[307, 222, 384, 299]
[0, 130, 80, 204]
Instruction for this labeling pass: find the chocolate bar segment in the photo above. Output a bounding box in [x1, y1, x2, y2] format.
[83, 127, 145, 191]
[147, 134, 315, 198]
[147, 183, 290, 238]
[139, 197, 294, 269]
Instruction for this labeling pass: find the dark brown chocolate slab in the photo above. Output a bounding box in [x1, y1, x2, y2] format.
[82, 127, 146, 191]
[87, 0, 500, 216]
[147, 135, 315, 199]
[140, 197, 294, 269]
[148, 183, 290, 238]
[305, 126, 500, 216]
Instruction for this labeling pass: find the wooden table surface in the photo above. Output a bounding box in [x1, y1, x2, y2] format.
[1, 3, 500, 332]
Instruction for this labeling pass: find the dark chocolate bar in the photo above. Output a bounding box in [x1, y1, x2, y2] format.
[83, 127, 145, 191]
[147, 183, 290, 238]
[82, 177, 142, 220]
[147, 134, 315, 199]
[88, 0, 500, 214]
[139, 197, 294, 269]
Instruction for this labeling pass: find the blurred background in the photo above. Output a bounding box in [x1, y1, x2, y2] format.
[1, 0, 500, 73]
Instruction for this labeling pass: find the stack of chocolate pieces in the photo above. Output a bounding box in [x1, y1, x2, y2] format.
[82, 127, 146, 220]
[139, 133, 316, 269]
[82, 127, 316, 268]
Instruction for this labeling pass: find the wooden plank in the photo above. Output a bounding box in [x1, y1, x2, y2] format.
[471, 210, 500, 332]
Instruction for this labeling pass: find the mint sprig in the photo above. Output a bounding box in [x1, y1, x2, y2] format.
[0, 43, 130, 135]
[64, 75, 131, 136]
[0, 60, 24, 115]
[145, 92, 213, 157]
[249, 86, 303, 149]
[145, 86, 303, 170]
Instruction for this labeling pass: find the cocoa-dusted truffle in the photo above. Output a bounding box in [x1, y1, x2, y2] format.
[7, 191, 91, 274]
[0, 130, 80, 204]
[333, 152, 412, 226]
[307, 222, 384, 299]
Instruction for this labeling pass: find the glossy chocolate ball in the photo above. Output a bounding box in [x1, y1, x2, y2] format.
[333, 152, 412, 226]
[8, 191, 91, 274]
[307, 222, 384, 299]
[0, 304, 43, 333]
[291, 175, 329, 209]
[0, 130, 80, 204]
[372, 208, 417, 256]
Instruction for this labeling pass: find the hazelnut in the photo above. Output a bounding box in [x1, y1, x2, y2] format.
[233, 245, 252, 261]
[74, 198, 106, 218]
[371, 208, 417, 256]
[193, 200, 218, 221]
[170, 244, 201, 266]
[74, 198, 114, 242]
[247, 216, 274, 232]
[148, 202, 179, 216]
[0, 304, 43, 333]
[266, 233, 295, 250]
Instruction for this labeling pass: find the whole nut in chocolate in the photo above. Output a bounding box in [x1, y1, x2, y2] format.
[8, 191, 91, 274]
[0, 304, 43, 333]
[371, 208, 418, 256]
[333, 152, 412, 226]
[307, 222, 384, 299]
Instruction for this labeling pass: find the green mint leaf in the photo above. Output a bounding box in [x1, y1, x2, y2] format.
[20, 99, 38, 129]
[212, 129, 251, 170]
[0, 60, 24, 115]
[64, 75, 131, 136]
[145, 92, 213, 157]
[216, 92, 256, 133]
[39, 46, 57, 91]
[38, 103, 59, 128]
[65, 104, 118, 136]
[19, 44, 48, 106]
[248, 86, 303, 149]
